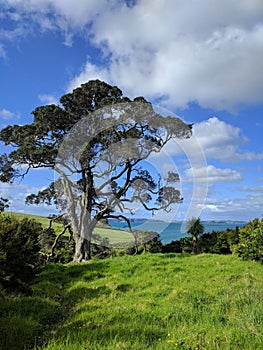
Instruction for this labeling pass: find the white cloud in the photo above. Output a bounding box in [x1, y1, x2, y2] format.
[0, 43, 6, 58]
[1, 0, 263, 110]
[192, 117, 245, 160]
[171, 117, 263, 162]
[0, 181, 58, 215]
[184, 165, 242, 184]
[201, 192, 263, 221]
[67, 60, 110, 92]
[0, 108, 19, 120]
[0, 0, 110, 45]
[71, 0, 263, 110]
[239, 185, 263, 193]
[202, 197, 239, 215]
[38, 94, 58, 105]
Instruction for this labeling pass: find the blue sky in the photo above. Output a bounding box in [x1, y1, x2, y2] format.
[0, 0, 263, 222]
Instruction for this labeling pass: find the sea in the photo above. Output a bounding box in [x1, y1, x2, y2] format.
[109, 219, 246, 244]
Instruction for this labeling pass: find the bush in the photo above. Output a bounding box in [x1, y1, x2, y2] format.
[197, 229, 239, 254]
[179, 236, 193, 253]
[0, 216, 41, 292]
[162, 240, 182, 253]
[236, 218, 263, 263]
[134, 230, 163, 254]
[161, 227, 240, 255]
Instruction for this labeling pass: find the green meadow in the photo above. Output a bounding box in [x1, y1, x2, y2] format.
[1, 253, 263, 350]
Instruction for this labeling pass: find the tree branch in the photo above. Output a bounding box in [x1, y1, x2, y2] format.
[45, 224, 72, 263]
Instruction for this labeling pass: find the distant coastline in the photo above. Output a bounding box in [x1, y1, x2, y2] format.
[109, 219, 246, 243]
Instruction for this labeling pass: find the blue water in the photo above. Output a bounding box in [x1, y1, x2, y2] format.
[109, 219, 246, 243]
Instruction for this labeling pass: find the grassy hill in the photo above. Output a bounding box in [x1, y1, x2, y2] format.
[1, 253, 263, 349]
[3, 212, 135, 247]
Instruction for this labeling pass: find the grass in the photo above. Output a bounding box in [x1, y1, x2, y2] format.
[2, 212, 135, 247]
[1, 253, 263, 349]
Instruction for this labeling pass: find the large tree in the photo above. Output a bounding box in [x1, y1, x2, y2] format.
[0, 80, 192, 262]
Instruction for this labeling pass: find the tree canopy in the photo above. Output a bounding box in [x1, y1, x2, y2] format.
[0, 80, 192, 261]
[185, 217, 204, 253]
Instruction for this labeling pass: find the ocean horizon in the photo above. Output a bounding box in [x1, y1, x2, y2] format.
[109, 219, 246, 243]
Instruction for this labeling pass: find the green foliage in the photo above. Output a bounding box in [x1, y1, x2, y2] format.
[161, 240, 182, 253]
[135, 230, 163, 254]
[185, 217, 204, 253]
[236, 218, 263, 263]
[179, 236, 193, 253]
[198, 228, 240, 254]
[1, 254, 263, 349]
[162, 227, 241, 256]
[162, 237, 192, 254]
[0, 216, 41, 291]
[38, 227, 74, 264]
[0, 197, 9, 212]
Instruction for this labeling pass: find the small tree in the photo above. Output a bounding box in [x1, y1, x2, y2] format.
[236, 218, 263, 263]
[0, 80, 192, 262]
[0, 197, 9, 212]
[185, 217, 204, 253]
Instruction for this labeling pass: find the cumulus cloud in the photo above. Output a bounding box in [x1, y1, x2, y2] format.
[67, 61, 110, 92]
[168, 117, 263, 162]
[192, 117, 245, 160]
[1, 0, 263, 110]
[71, 0, 263, 110]
[184, 165, 242, 184]
[193, 117, 263, 161]
[202, 197, 240, 215]
[0, 0, 111, 45]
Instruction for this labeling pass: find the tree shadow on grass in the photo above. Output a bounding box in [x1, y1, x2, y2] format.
[36, 260, 109, 285]
[0, 260, 111, 350]
[67, 285, 111, 304]
[0, 296, 62, 350]
[33, 261, 109, 294]
[60, 312, 166, 349]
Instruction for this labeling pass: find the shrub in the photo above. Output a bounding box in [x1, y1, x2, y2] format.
[179, 236, 193, 253]
[162, 240, 182, 253]
[190, 227, 240, 255]
[0, 216, 41, 292]
[236, 218, 263, 263]
[134, 230, 163, 254]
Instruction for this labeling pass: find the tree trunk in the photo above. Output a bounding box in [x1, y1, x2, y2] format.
[73, 235, 91, 262]
[71, 211, 95, 262]
[192, 236, 198, 254]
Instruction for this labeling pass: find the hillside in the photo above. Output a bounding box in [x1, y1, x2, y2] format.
[1, 253, 263, 349]
[3, 212, 135, 247]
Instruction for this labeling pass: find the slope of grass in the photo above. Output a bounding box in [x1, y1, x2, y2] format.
[1, 253, 263, 349]
[3, 212, 135, 247]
